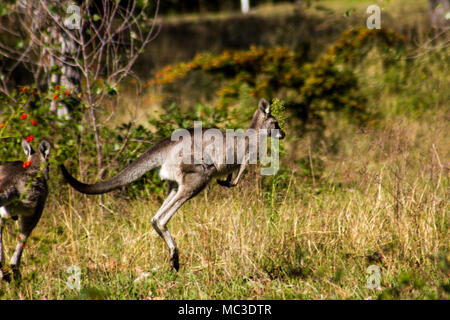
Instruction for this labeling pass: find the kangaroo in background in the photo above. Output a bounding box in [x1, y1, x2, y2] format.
[60, 98, 285, 271]
[0, 139, 51, 282]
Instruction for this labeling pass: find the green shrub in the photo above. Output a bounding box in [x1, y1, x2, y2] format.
[149, 27, 406, 126]
[0, 88, 253, 198]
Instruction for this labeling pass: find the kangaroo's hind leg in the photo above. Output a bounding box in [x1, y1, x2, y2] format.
[9, 206, 44, 280]
[151, 172, 211, 271]
[159, 182, 178, 213]
[152, 182, 178, 239]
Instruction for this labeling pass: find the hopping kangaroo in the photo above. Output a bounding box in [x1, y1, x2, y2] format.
[0, 139, 51, 281]
[61, 98, 285, 271]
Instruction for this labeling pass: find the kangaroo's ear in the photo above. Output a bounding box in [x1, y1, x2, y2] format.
[258, 98, 270, 115]
[22, 139, 33, 157]
[39, 140, 51, 161]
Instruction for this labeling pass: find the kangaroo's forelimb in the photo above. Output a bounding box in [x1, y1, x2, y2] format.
[231, 155, 249, 186]
[217, 154, 249, 188]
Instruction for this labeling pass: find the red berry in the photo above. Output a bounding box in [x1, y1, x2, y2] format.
[20, 114, 27, 120]
[26, 135, 34, 142]
[53, 94, 59, 100]
[21, 87, 27, 93]
[32, 119, 37, 126]
[23, 160, 32, 168]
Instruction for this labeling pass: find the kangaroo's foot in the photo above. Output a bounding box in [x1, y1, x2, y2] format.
[170, 248, 179, 272]
[217, 179, 233, 187]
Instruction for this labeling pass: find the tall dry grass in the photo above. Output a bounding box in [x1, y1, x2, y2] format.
[1, 105, 447, 299]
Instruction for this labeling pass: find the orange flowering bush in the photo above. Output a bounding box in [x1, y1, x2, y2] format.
[327, 27, 405, 66]
[149, 27, 405, 124]
[150, 46, 304, 106]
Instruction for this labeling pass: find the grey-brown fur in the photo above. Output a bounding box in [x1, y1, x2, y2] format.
[0, 140, 51, 282]
[60, 98, 285, 271]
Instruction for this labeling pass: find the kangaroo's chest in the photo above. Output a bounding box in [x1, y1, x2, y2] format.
[1, 181, 47, 220]
[159, 164, 181, 182]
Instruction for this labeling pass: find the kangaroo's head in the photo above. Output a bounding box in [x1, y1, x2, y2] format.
[22, 139, 51, 179]
[250, 98, 285, 139]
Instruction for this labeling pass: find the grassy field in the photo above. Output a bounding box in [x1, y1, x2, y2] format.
[1, 105, 448, 299]
[0, 0, 449, 300]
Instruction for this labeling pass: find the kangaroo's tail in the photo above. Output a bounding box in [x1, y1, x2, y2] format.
[60, 148, 164, 195]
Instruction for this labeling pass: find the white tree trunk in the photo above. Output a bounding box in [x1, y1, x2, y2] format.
[241, 0, 250, 14]
[429, 0, 450, 28]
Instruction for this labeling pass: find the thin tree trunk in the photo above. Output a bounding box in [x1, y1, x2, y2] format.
[429, 0, 450, 29]
[241, 0, 250, 14]
[46, 1, 81, 118]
